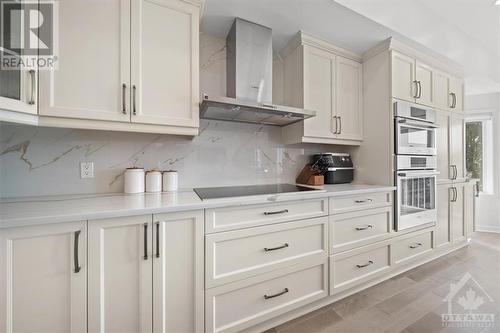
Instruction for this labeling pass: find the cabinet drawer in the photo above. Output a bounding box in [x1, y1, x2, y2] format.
[330, 244, 390, 294]
[330, 207, 392, 253]
[329, 192, 392, 214]
[206, 217, 327, 288]
[206, 259, 328, 333]
[393, 231, 433, 265]
[205, 198, 328, 233]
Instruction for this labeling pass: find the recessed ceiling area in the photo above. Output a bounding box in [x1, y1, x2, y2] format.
[201, 0, 500, 95]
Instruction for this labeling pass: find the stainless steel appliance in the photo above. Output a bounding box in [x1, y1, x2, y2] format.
[395, 101, 437, 156]
[394, 101, 438, 231]
[395, 157, 438, 231]
[312, 153, 354, 184]
[199, 18, 316, 126]
[193, 183, 321, 200]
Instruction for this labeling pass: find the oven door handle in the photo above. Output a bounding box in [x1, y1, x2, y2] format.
[398, 118, 439, 129]
[397, 171, 440, 178]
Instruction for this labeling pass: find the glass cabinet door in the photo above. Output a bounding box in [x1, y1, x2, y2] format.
[0, 0, 37, 114]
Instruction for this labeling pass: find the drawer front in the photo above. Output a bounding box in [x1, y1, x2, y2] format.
[206, 259, 328, 333]
[206, 217, 328, 288]
[330, 207, 392, 253]
[393, 231, 433, 264]
[205, 198, 328, 233]
[329, 192, 392, 214]
[330, 245, 390, 294]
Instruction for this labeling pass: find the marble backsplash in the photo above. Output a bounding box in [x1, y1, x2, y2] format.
[0, 33, 346, 198]
[0, 121, 340, 198]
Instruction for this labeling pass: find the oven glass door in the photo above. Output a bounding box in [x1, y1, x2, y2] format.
[396, 172, 437, 231]
[396, 119, 437, 155]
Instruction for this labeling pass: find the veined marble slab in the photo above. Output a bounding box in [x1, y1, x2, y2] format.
[0, 184, 395, 228]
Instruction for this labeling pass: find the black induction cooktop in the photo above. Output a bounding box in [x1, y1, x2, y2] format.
[194, 183, 320, 200]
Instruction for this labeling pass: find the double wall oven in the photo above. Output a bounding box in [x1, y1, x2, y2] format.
[394, 101, 438, 231]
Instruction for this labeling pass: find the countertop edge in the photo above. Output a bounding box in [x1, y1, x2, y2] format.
[0, 185, 396, 229]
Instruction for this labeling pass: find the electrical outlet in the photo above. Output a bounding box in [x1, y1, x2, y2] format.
[80, 162, 94, 179]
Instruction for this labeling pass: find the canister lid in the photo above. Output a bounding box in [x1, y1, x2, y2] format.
[163, 170, 178, 173]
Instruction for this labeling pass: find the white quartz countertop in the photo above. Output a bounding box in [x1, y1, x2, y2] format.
[0, 184, 395, 228]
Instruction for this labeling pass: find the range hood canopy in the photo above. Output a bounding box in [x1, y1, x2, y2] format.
[200, 18, 316, 127]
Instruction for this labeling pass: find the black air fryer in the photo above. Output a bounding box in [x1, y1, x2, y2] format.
[312, 153, 354, 184]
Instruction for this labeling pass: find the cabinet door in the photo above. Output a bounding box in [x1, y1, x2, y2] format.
[39, 0, 130, 122]
[464, 183, 477, 238]
[88, 215, 153, 333]
[415, 60, 433, 107]
[391, 51, 416, 103]
[131, 0, 199, 127]
[153, 210, 204, 333]
[450, 114, 465, 181]
[0, 0, 37, 115]
[449, 76, 464, 111]
[435, 185, 451, 248]
[452, 184, 466, 242]
[435, 110, 451, 181]
[432, 70, 450, 110]
[0, 221, 87, 333]
[335, 56, 363, 141]
[303, 46, 336, 139]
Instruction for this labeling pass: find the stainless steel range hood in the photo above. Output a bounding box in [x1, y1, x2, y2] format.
[200, 18, 316, 127]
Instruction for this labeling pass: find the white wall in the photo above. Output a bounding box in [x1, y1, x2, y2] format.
[0, 34, 337, 198]
[465, 93, 500, 232]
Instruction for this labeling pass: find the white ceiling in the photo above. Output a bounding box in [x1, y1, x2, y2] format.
[201, 0, 500, 95]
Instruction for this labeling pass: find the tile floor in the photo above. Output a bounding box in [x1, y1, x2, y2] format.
[267, 232, 500, 333]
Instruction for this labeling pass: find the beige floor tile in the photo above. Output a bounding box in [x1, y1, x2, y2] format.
[274, 306, 343, 333]
[330, 293, 380, 319]
[404, 312, 443, 333]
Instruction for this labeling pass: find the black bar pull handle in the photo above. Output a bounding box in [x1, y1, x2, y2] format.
[143, 223, 148, 260]
[74, 230, 81, 273]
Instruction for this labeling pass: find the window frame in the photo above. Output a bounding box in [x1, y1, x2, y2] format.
[465, 112, 494, 195]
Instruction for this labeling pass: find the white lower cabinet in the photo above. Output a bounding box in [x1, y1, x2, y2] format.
[206, 258, 328, 333]
[329, 243, 391, 294]
[0, 221, 87, 333]
[392, 231, 433, 265]
[435, 185, 452, 248]
[88, 210, 204, 333]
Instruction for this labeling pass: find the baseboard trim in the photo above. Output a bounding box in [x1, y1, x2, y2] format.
[476, 226, 500, 233]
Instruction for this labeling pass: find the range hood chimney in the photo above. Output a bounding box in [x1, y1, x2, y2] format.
[200, 18, 315, 127]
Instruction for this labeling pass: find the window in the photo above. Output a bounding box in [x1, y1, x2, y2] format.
[465, 114, 494, 194]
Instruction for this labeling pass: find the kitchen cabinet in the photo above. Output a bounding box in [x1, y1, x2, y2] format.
[465, 181, 477, 238]
[281, 32, 363, 145]
[131, 0, 199, 128]
[450, 113, 465, 181]
[7, 0, 201, 135]
[415, 60, 433, 107]
[391, 51, 416, 103]
[0, 0, 37, 118]
[449, 76, 464, 111]
[88, 211, 204, 333]
[0, 221, 87, 333]
[435, 184, 452, 248]
[39, 0, 130, 122]
[451, 183, 466, 242]
[435, 109, 465, 183]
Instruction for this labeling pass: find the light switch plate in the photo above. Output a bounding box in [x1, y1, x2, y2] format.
[80, 162, 94, 179]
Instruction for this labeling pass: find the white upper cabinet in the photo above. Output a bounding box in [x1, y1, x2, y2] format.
[131, 0, 199, 128]
[432, 69, 450, 111]
[450, 113, 465, 181]
[336, 57, 363, 141]
[0, 0, 37, 118]
[281, 32, 363, 145]
[391, 51, 416, 103]
[415, 60, 433, 107]
[0, 221, 87, 333]
[435, 109, 451, 182]
[302, 47, 336, 139]
[449, 76, 464, 111]
[39, 0, 130, 122]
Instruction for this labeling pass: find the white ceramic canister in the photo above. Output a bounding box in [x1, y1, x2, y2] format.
[145, 169, 162, 193]
[124, 167, 145, 194]
[162, 170, 178, 192]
